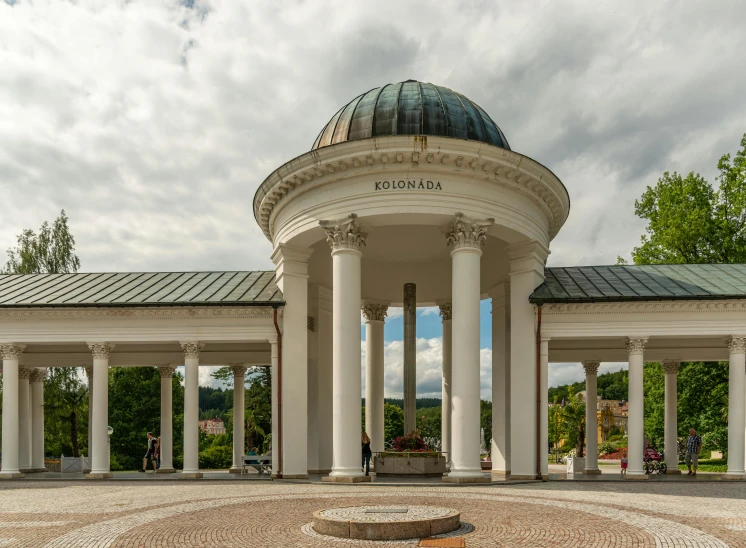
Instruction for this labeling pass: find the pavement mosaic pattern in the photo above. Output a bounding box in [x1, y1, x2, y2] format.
[0, 480, 743, 547]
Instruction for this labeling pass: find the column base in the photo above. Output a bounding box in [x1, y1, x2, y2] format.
[509, 474, 542, 481]
[228, 467, 243, 474]
[85, 472, 112, 479]
[179, 472, 203, 479]
[281, 474, 309, 479]
[584, 469, 602, 475]
[665, 468, 682, 474]
[308, 469, 332, 474]
[443, 475, 490, 483]
[0, 472, 25, 479]
[322, 475, 371, 483]
[721, 473, 745, 480]
[155, 468, 176, 474]
[491, 469, 510, 476]
[27, 468, 48, 473]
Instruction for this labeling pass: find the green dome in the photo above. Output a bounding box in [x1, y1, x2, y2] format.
[312, 80, 510, 151]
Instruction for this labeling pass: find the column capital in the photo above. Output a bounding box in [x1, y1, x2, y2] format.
[230, 363, 248, 377]
[18, 367, 33, 380]
[661, 360, 680, 375]
[157, 365, 177, 378]
[29, 368, 46, 383]
[728, 336, 746, 354]
[84, 365, 94, 379]
[582, 361, 600, 375]
[362, 302, 388, 322]
[1, 343, 25, 360]
[320, 213, 367, 252]
[438, 302, 452, 321]
[180, 341, 204, 358]
[445, 212, 493, 251]
[88, 342, 114, 360]
[626, 337, 647, 356]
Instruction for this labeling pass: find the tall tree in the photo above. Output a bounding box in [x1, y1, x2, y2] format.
[3, 210, 81, 274]
[44, 368, 88, 457]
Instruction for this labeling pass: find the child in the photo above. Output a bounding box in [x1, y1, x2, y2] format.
[620, 451, 628, 476]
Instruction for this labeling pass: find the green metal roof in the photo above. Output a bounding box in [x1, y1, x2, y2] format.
[530, 264, 746, 304]
[0, 272, 283, 308]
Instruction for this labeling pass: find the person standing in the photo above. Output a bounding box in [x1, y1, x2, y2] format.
[140, 432, 157, 473]
[620, 450, 628, 477]
[685, 428, 702, 476]
[362, 432, 372, 476]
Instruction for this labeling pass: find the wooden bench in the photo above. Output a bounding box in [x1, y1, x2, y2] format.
[241, 454, 271, 475]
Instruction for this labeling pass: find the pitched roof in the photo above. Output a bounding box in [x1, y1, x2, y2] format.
[0, 272, 282, 308]
[530, 264, 746, 304]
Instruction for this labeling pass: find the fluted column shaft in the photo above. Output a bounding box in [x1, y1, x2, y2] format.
[30, 369, 46, 472]
[583, 361, 600, 474]
[662, 361, 680, 473]
[1, 344, 24, 477]
[363, 303, 387, 454]
[88, 343, 114, 478]
[180, 342, 203, 478]
[85, 366, 93, 459]
[230, 364, 248, 472]
[627, 338, 647, 476]
[539, 340, 549, 477]
[157, 365, 176, 473]
[727, 337, 746, 477]
[18, 368, 32, 471]
[439, 304, 452, 460]
[270, 340, 279, 476]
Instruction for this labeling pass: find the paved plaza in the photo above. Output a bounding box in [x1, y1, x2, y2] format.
[0, 480, 744, 547]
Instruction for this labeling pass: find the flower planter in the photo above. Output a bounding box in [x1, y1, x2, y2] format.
[373, 453, 446, 477]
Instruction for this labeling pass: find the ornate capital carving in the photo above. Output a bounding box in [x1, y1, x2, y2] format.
[88, 342, 114, 360]
[84, 366, 94, 379]
[180, 341, 204, 359]
[582, 361, 600, 376]
[362, 303, 388, 322]
[320, 214, 367, 252]
[230, 364, 248, 377]
[18, 367, 33, 380]
[438, 303, 452, 321]
[626, 338, 647, 356]
[445, 213, 494, 251]
[1, 344, 25, 360]
[30, 368, 47, 383]
[661, 360, 680, 375]
[728, 337, 746, 354]
[158, 365, 177, 379]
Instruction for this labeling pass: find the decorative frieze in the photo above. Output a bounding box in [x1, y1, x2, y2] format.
[1, 343, 25, 360]
[88, 342, 114, 360]
[626, 338, 647, 356]
[158, 365, 177, 378]
[542, 300, 746, 314]
[661, 361, 680, 375]
[728, 337, 746, 354]
[0, 307, 275, 322]
[362, 303, 388, 322]
[180, 342, 204, 359]
[320, 214, 367, 252]
[445, 213, 494, 251]
[230, 364, 249, 377]
[582, 361, 600, 375]
[29, 368, 47, 383]
[18, 367, 33, 380]
[438, 303, 452, 321]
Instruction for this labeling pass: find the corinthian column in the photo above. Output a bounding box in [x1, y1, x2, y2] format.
[230, 364, 248, 473]
[363, 303, 387, 455]
[445, 213, 492, 483]
[1, 344, 25, 479]
[18, 368, 33, 472]
[180, 342, 203, 479]
[439, 303, 452, 462]
[661, 360, 681, 474]
[30, 368, 47, 472]
[320, 214, 368, 482]
[157, 365, 177, 473]
[626, 337, 647, 477]
[725, 337, 746, 478]
[582, 361, 601, 474]
[87, 342, 114, 479]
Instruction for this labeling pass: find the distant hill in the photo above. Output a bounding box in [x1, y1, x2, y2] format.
[548, 368, 629, 403]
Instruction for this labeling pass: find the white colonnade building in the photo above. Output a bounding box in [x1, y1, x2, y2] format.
[1, 79, 745, 480]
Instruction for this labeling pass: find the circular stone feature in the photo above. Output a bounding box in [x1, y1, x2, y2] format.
[313, 505, 460, 541]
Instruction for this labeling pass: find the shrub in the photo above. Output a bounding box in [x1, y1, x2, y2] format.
[198, 446, 232, 469]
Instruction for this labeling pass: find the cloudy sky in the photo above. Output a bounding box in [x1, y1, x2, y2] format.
[2, 0, 745, 395]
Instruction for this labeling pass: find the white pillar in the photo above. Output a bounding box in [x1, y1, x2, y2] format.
[85, 366, 93, 461]
[662, 360, 680, 474]
[446, 214, 492, 482]
[726, 337, 746, 478]
[540, 339, 549, 478]
[87, 343, 113, 479]
[582, 361, 600, 474]
[157, 365, 176, 473]
[626, 337, 647, 476]
[18, 368, 32, 472]
[230, 364, 248, 472]
[180, 342, 203, 479]
[439, 303, 452, 461]
[271, 244, 311, 479]
[1, 344, 25, 478]
[507, 242, 548, 480]
[363, 303, 387, 455]
[30, 368, 46, 472]
[321, 214, 366, 481]
[270, 339, 280, 476]
[489, 284, 510, 475]
[308, 286, 333, 474]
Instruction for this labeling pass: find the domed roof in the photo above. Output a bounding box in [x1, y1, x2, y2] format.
[312, 80, 510, 151]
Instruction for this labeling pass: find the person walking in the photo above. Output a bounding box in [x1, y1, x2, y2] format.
[620, 450, 628, 477]
[362, 432, 372, 476]
[685, 428, 702, 476]
[140, 432, 157, 473]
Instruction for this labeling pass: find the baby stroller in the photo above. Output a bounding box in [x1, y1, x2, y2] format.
[643, 445, 667, 474]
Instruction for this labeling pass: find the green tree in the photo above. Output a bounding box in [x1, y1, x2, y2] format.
[3, 210, 81, 274]
[560, 391, 586, 456]
[44, 367, 88, 457]
[383, 402, 404, 443]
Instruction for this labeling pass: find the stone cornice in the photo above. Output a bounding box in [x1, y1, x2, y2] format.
[0, 307, 275, 322]
[541, 300, 746, 315]
[254, 136, 570, 241]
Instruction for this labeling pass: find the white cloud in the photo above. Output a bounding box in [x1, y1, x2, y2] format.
[174, 365, 228, 389]
[419, 307, 439, 317]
